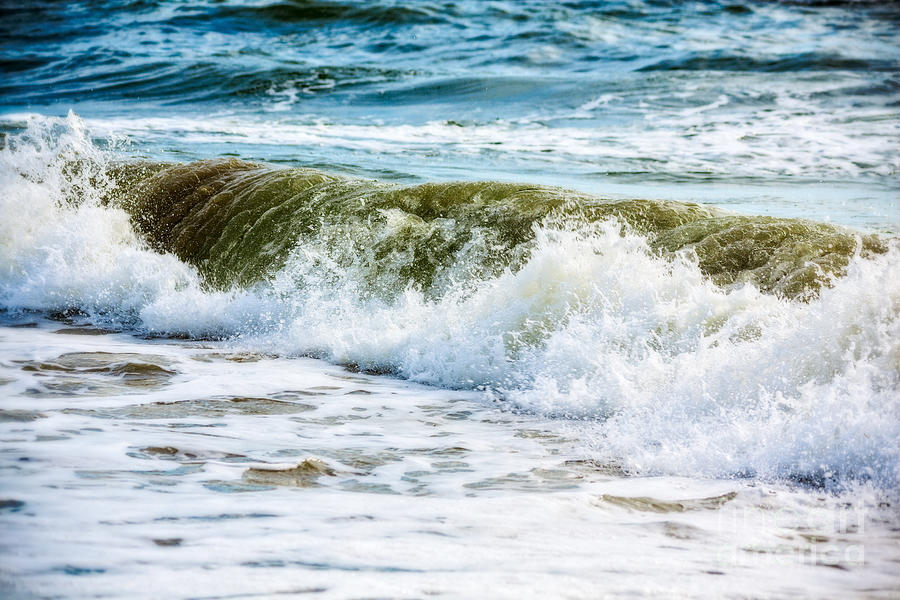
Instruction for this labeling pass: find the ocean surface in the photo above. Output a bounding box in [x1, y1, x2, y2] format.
[1, 1, 899, 598]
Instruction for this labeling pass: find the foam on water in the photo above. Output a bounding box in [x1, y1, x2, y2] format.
[256, 219, 900, 488]
[28, 96, 898, 182]
[2, 323, 896, 599]
[2, 113, 898, 492]
[0, 114, 242, 337]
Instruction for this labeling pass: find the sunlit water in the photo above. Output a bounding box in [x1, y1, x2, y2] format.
[1, 0, 899, 598]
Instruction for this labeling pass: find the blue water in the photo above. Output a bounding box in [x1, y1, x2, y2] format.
[1, 0, 898, 229]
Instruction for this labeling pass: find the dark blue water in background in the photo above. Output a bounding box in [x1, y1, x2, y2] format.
[1, 0, 898, 228]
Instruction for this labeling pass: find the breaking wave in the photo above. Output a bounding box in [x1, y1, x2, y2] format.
[2, 113, 898, 489]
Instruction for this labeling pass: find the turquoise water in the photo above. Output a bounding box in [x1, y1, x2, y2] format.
[1, 0, 898, 228]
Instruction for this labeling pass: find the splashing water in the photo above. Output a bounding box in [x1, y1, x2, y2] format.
[2, 113, 898, 491]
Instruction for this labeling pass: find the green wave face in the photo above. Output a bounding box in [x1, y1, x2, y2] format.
[112, 159, 886, 300]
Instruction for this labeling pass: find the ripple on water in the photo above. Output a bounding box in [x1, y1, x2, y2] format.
[127, 446, 249, 463]
[18, 352, 177, 396]
[597, 491, 738, 513]
[241, 459, 337, 487]
[53, 327, 120, 336]
[0, 499, 25, 512]
[462, 468, 585, 492]
[62, 396, 316, 419]
[0, 409, 46, 422]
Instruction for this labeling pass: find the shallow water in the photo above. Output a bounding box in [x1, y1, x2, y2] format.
[1, 0, 899, 598]
[2, 320, 899, 599]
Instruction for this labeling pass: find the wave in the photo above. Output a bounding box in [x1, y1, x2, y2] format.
[191, 1, 449, 26]
[110, 157, 885, 300]
[638, 51, 897, 72]
[0, 61, 406, 106]
[2, 113, 898, 489]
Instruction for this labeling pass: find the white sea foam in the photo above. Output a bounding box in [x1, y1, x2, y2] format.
[7, 57, 897, 189]
[2, 323, 896, 599]
[247, 219, 900, 488]
[75, 106, 897, 180]
[1, 113, 898, 489]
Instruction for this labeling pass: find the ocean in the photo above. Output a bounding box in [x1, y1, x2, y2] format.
[1, 1, 899, 598]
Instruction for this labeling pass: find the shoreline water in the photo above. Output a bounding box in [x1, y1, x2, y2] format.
[1, 318, 899, 599]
